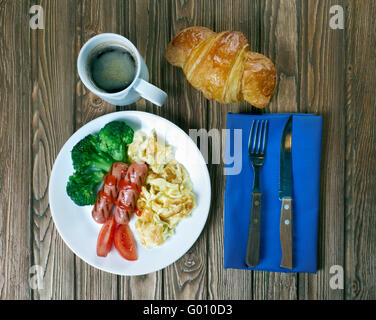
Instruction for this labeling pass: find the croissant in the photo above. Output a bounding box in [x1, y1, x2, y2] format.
[165, 26, 277, 108]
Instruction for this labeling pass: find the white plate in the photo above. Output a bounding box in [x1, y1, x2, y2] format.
[49, 111, 211, 276]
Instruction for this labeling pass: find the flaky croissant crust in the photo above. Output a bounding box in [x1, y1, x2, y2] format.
[166, 26, 277, 108]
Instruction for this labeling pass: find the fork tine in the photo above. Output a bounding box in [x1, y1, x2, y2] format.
[261, 120, 269, 154]
[257, 120, 265, 153]
[252, 121, 261, 153]
[248, 120, 256, 150]
[249, 120, 269, 156]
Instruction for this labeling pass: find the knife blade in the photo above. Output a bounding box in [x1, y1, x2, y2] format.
[279, 116, 293, 269]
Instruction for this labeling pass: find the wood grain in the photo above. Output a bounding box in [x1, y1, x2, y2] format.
[0, 0, 376, 300]
[0, 0, 31, 300]
[162, 0, 212, 300]
[345, 0, 376, 300]
[254, 0, 299, 300]
[118, 0, 166, 300]
[206, 0, 260, 300]
[75, 0, 124, 130]
[280, 198, 293, 270]
[297, 0, 345, 300]
[73, 0, 124, 301]
[246, 192, 263, 268]
[31, 0, 77, 299]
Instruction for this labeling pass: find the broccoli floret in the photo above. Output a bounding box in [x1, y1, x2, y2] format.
[98, 121, 134, 162]
[66, 170, 104, 206]
[71, 134, 115, 173]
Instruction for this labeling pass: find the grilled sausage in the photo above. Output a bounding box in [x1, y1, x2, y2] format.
[92, 163, 128, 224]
[102, 174, 117, 200]
[92, 188, 114, 224]
[115, 162, 148, 225]
[110, 162, 129, 185]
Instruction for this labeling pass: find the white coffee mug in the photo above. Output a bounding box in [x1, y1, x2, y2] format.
[77, 33, 167, 107]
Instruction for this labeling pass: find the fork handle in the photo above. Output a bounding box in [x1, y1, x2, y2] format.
[245, 192, 262, 267]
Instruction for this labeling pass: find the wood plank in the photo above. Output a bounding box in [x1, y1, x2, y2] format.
[75, 0, 124, 129]
[1, 0, 374, 301]
[117, 0, 168, 299]
[207, 0, 260, 300]
[120, 0, 212, 299]
[297, 0, 345, 300]
[163, 0, 213, 300]
[345, 0, 376, 300]
[31, 0, 76, 299]
[253, 0, 300, 299]
[0, 0, 32, 300]
[73, 0, 124, 300]
[120, 0, 169, 115]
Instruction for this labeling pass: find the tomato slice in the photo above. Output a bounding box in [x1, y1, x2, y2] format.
[96, 216, 116, 257]
[114, 224, 138, 261]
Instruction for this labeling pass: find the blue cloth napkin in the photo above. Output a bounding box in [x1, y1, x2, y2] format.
[224, 113, 323, 273]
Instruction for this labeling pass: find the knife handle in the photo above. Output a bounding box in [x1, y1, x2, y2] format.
[280, 198, 293, 269]
[245, 192, 262, 267]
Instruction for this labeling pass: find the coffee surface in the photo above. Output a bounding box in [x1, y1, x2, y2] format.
[90, 46, 136, 93]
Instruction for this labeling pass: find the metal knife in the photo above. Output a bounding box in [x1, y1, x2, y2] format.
[279, 116, 293, 269]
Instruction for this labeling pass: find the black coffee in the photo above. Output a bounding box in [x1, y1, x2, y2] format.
[89, 45, 136, 93]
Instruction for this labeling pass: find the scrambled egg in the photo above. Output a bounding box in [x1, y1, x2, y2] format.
[128, 130, 195, 248]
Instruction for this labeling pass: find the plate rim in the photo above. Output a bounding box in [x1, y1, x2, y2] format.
[49, 110, 211, 276]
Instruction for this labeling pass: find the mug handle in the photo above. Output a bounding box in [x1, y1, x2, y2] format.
[133, 79, 167, 107]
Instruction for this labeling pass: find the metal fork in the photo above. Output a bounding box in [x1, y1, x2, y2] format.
[245, 120, 269, 267]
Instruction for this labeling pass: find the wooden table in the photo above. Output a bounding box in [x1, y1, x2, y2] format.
[0, 0, 375, 300]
